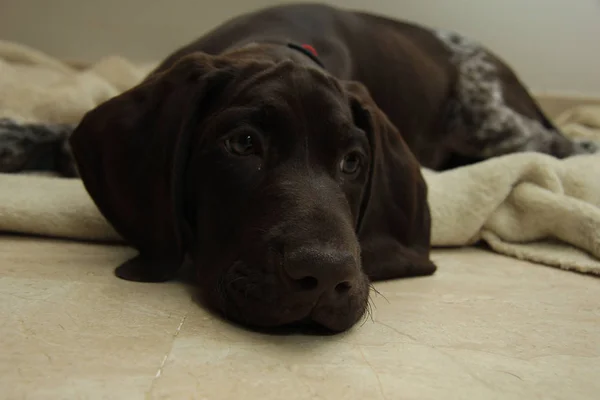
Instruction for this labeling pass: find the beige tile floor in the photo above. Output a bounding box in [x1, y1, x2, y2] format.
[0, 235, 598, 399]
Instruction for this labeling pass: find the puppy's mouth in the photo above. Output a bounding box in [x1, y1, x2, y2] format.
[214, 262, 370, 332]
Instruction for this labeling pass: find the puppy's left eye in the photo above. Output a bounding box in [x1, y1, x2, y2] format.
[340, 152, 363, 175]
[224, 133, 257, 156]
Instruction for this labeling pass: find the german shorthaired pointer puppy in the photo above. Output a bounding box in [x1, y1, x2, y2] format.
[1, 4, 597, 331]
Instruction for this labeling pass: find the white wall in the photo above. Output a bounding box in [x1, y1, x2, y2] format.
[1, 0, 600, 96]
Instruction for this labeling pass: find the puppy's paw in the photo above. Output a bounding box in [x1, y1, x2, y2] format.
[115, 255, 177, 282]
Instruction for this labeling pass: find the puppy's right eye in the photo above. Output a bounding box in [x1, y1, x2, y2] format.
[340, 151, 363, 175]
[224, 133, 257, 156]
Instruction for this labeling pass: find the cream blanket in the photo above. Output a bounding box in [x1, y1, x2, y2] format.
[1, 40, 599, 276]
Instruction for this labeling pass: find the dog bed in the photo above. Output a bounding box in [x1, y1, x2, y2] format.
[1, 39, 599, 276]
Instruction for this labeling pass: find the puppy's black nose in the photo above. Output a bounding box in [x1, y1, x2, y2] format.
[284, 245, 357, 296]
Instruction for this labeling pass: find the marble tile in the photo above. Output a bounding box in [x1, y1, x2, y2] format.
[0, 237, 192, 399]
[151, 249, 600, 400]
[1, 237, 598, 399]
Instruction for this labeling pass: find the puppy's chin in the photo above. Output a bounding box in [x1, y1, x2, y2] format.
[200, 263, 371, 333]
[223, 293, 369, 333]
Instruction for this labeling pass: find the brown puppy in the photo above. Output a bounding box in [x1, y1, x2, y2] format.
[61, 4, 598, 331]
[70, 52, 433, 332]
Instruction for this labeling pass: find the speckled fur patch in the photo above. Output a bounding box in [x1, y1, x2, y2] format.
[0, 118, 77, 176]
[434, 30, 598, 158]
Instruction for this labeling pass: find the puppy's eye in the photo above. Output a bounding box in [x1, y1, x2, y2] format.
[340, 152, 362, 175]
[224, 133, 257, 156]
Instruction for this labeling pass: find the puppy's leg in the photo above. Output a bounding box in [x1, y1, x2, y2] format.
[435, 31, 598, 163]
[0, 118, 78, 177]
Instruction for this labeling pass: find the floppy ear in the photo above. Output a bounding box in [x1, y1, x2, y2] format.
[69, 53, 234, 282]
[344, 81, 437, 281]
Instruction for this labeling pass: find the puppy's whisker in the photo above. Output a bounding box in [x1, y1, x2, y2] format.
[368, 283, 388, 304]
[367, 297, 374, 322]
[359, 299, 373, 327]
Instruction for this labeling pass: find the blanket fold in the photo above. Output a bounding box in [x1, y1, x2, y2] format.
[1, 40, 599, 276]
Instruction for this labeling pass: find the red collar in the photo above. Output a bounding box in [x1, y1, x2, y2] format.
[300, 44, 318, 57]
[286, 43, 325, 68]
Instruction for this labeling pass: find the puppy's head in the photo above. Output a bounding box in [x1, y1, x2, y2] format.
[70, 52, 435, 332]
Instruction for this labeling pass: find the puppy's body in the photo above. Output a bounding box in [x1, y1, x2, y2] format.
[154, 3, 595, 169]
[157, 5, 452, 168]
[3, 4, 593, 175]
[2, 3, 596, 332]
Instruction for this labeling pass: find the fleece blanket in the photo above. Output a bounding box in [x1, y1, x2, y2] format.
[1, 40, 599, 276]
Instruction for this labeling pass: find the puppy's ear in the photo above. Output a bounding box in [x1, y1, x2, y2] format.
[69, 53, 234, 282]
[344, 81, 436, 281]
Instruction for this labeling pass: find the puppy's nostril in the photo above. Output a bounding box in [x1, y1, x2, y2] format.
[335, 281, 352, 294]
[297, 276, 318, 290]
